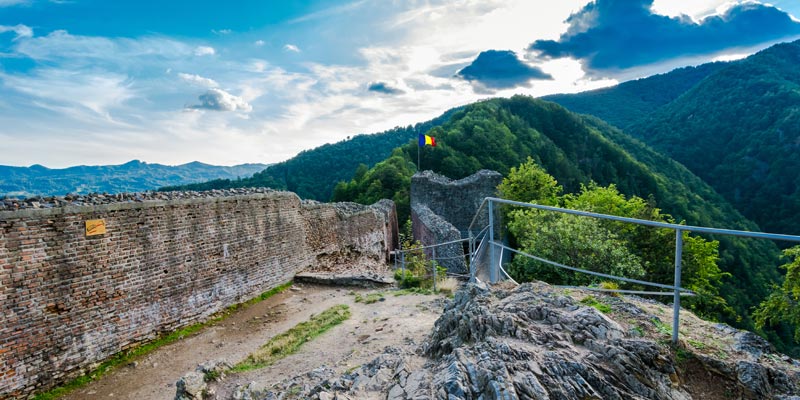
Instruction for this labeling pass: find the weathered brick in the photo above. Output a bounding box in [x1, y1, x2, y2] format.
[0, 192, 395, 398]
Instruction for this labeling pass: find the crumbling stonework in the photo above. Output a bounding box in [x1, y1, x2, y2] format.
[0, 191, 396, 398]
[410, 170, 502, 274]
[411, 204, 465, 274]
[410, 170, 502, 236]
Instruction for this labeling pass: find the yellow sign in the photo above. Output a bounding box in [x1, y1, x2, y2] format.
[85, 219, 107, 236]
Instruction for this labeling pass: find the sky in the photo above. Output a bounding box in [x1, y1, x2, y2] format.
[1, 0, 800, 168]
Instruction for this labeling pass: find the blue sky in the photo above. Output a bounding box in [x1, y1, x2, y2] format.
[1, 0, 799, 168]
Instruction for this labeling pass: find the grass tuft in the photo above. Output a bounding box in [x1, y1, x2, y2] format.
[33, 281, 293, 400]
[233, 304, 351, 372]
[580, 295, 612, 314]
[393, 287, 433, 296]
[354, 292, 385, 304]
[436, 277, 461, 296]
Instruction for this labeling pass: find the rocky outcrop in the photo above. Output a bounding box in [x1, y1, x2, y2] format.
[228, 282, 800, 399]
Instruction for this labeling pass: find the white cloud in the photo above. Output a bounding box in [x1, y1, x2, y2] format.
[193, 46, 216, 56]
[16, 30, 196, 63]
[289, 0, 368, 24]
[212, 29, 232, 35]
[0, 24, 33, 40]
[188, 88, 252, 112]
[1, 68, 136, 121]
[178, 73, 219, 88]
[3, 0, 797, 169]
[0, 0, 29, 6]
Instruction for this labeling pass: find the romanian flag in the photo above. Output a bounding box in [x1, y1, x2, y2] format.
[419, 134, 436, 147]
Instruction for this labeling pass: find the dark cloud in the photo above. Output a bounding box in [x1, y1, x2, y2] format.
[529, 0, 800, 71]
[188, 88, 252, 112]
[367, 81, 404, 95]
[456, 50, 552, 90]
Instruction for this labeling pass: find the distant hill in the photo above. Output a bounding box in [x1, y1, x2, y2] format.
[542, 62, 728, 130]
[542, 39, 800, 236]
[163, 109, 459, 200]
[0, 160, 268, 197]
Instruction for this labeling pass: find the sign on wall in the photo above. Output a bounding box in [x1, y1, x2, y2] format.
[85, 219, 107, 236]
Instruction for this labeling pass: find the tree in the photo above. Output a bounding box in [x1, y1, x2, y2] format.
[502, 162, 732, 320]
[497, 157, 562, 205]
[754, 246, 800, 341]
[507, 210, 645, 286]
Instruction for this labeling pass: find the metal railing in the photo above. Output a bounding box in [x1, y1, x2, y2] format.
[469, 197, 800, 344]
[393, 237, 471, 292]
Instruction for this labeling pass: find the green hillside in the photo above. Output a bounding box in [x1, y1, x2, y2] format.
[543, 39, 800, 237]
[542, 62, 727, 129]
[628, 40, 800, 235]
[334, 95, 782, 336]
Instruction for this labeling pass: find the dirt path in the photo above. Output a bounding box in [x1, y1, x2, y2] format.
[62, 283, 444, 400]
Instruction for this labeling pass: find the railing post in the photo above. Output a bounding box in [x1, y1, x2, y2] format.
[488, 199, 497, 283]
[432, 246, 437, 292]
[672, 228, 684, 345]
[469, 232, 476, 283]
[401, 251, 405, 277]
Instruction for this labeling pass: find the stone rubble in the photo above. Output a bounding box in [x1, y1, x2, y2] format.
[175, 360, 232, 400]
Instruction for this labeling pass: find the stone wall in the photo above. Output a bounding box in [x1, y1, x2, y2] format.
[301, 199, 398, 273]
[410, 170, 502, 236]
[411, 205, 466, 274]
[0, 191, 395, 398]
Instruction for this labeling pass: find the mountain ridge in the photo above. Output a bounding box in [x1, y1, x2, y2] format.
[0, 160, 269, 198]
[544, 38, 800, 236]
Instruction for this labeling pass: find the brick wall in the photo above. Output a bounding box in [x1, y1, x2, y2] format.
[0, 192, 395, 398]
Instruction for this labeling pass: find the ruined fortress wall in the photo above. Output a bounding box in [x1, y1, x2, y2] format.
[411, 204, 466, 274]
[300, 199, 398, 272]
[0, 192, 395, 398]
[410, 170, 503, 235]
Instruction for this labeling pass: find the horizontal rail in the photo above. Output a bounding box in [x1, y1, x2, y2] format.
[557, 286, 696, 297]
[487, 197, 800, 243]
[395, 237, 470, 253]
[495, 242, 693, 293]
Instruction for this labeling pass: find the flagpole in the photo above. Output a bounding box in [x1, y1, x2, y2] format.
[417, 142, 421, 172]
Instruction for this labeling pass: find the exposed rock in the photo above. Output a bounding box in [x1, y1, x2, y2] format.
[175, 371, 207, 400]
[197, 360, 232, 382]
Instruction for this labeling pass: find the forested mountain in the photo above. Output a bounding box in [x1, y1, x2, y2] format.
[542, 62, 727, 130]
[544, 39, 800, 236]
[163, 109, 459, 200]
[627, 40, 800, 235]
[0, 160, 267, 197]
[333, 95, 783, 337]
